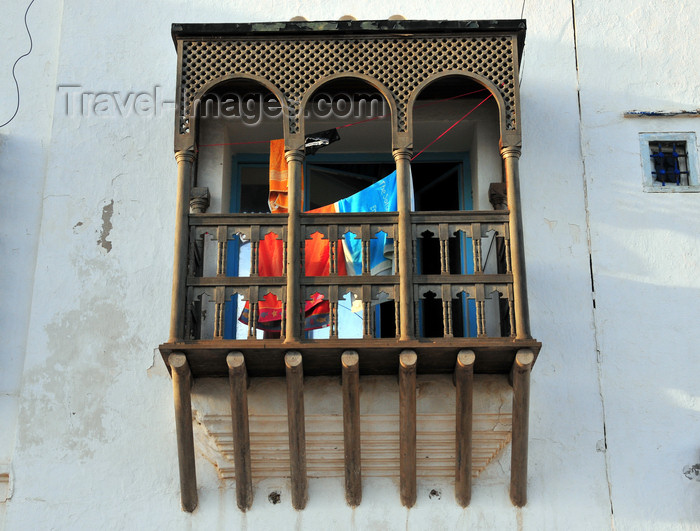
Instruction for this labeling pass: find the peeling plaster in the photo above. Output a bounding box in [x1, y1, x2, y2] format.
[97, 200, 114, 252]
[146, 348, 159, 376]
[682, 464, 700, 482]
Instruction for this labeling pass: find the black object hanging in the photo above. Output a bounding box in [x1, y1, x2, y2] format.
[304, 128, 341, 155]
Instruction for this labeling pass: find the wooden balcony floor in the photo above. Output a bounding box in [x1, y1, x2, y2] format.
[159, 337, 541, 378]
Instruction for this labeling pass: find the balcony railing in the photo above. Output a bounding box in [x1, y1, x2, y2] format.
[185, 210, 517, 344]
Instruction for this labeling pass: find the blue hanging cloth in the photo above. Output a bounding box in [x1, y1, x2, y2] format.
[336, 170, 399, 276]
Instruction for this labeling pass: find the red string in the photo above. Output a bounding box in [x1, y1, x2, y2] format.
[336, 114, 384, 129]
[411, 94, 494, 162]
[414, 88, 487, 110]
[336, 88, 488, 130]
[197, 89, 490, 148]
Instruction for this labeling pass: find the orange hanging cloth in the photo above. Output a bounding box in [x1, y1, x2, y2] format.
[268, 138, 306, 212]
[268, 138, 291, 213]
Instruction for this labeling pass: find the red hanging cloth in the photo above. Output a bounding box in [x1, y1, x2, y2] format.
[239, 140, 346, 333]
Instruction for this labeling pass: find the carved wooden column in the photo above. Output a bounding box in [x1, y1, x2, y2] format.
[169, 353, 197, 512]
[393, 148, 414, 340]
[510, 348, 534, 506]
[284, 148, 304, 342]
[169, 149, 196, 341]
[501, 146, 531, 339]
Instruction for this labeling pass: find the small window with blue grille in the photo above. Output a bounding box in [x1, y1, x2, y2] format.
[649, 141, 689, 186]
[640, 132, 699, 192]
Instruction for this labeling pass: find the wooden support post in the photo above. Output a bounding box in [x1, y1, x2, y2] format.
[341, 351, 362, 506]
[169, 353, 197, 512]
[285, 351, 308, 509]
[455, 350, 475, 507]
[510, 349, 534, 507]
[227, 352, 253, 511]
[285, 148, 304, 343]
[393, 149, 414, 340]
[399, 350, 417, 508]
[169, 150, 196, 342]
[501, 146, 531, 339]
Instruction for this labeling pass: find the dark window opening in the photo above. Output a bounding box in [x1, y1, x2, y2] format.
[650, 141, 689, 186]
[239, 164, 270, 212]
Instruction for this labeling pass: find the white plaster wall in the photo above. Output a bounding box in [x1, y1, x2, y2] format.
[573, 1, 700, 528]
[2, 0, 696, 529]
[0, 0, 65, 527]
[515, 2, 611, 528]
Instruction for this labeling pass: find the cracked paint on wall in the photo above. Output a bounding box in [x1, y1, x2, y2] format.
[97, 200, 114, 252]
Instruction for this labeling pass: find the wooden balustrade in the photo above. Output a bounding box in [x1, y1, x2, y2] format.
[184, 211, 516, 342]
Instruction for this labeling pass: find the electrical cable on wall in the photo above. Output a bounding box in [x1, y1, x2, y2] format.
[0, 0, 36, 128]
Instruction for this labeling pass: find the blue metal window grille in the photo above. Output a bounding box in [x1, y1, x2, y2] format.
[650, 141, 689, 186]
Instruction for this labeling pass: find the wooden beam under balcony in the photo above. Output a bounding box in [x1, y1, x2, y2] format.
[341, 351, 361, 506]
[399, 350, 417, 508]
[169, 353, 198, 512]
[454, 349, 475, 507]
[510, 348, 534, 507]
[285, 351, 308, 510]
[227, 352, 253, 511]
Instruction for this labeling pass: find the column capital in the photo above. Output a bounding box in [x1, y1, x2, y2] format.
[190, 187, 210, 214]
[175, 149, 196, 164]
[500, 145, 522, 160]
[392, 148, 412, 162]
[284, 148, 305, 164]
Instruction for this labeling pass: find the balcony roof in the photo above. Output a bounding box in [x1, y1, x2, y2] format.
[171, 19, 526, 59]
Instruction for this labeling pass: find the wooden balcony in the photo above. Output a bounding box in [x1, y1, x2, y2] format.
[161, 210, 539, 376]
[165, 18, 533, 514]
[159, 209, 539, 511]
